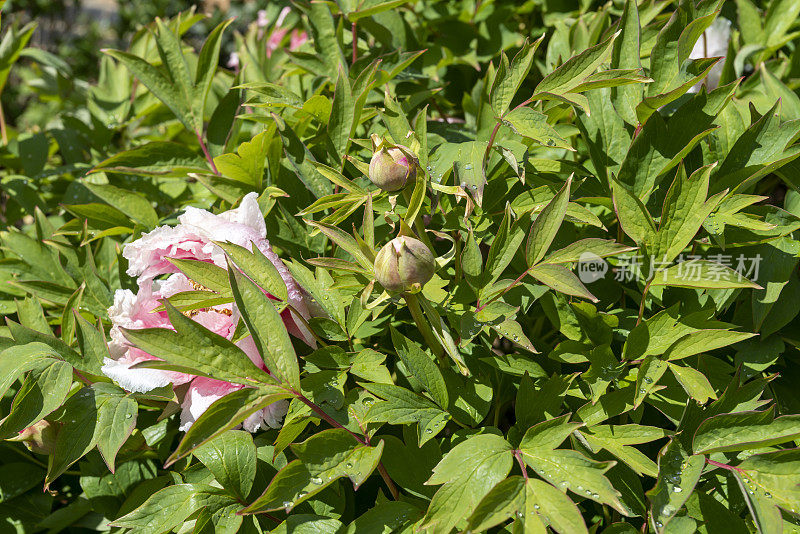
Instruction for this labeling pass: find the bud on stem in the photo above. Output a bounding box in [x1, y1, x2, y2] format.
[374, 236, 435, 293]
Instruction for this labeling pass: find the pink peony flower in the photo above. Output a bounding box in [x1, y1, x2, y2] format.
[264, 6, 308, 58]
[104, 193, 311, 432]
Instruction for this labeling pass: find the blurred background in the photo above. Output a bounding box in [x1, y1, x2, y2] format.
[1, 0, 277, 129]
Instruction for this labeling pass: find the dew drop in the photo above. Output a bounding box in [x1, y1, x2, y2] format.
[464, 163, 473, 170]
[515, 511, 524, 519]
[672, 487, 682, 493]
[764, 492, 772, 498]
[282, 501, 294, 509]
[310, 477, 323, 485]
[346, 462, 353, 468]
[533, 504, 540, 510]
[643, 377, 653, 384]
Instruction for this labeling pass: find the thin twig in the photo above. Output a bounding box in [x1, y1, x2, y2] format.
[197, 130, 219, 174]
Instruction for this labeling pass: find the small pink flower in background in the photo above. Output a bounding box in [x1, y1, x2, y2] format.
[256, 9, 269, 28]
[264, 6, 308, 57]
[226, 51, 239, 69]
[103, 193, 312, 432]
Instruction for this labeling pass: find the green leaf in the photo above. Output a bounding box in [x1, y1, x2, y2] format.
[214, 240, 288, 302]
[646, 440, 705, 533]
[579, 424, 670, 477]
[242, 429, 383, 513]
[90, 141, 209, 177]
[193, 18, 232, 129]
[693, 407, 800, 454]
[166, 258, 231, 294]
[467, 476, 588, 534]
[422, 434, 513, 534]
[213, 130, 269, 188]
[733, 449, 800, 531]
[194, 430, 257, 501]
[544, 238, 637, 264]
[519, 416, 628, 514]
[328, 67, 355, 164]
[0, 358, 72, 439]
[111, 484, 233, 533]
[611, 176, 656, 246]
[362, 382, 450, 446]
[102, 48, 195, 133]
[501, 106, 572, 150]
[168, 385, 289, 465]
[305, 219, 373, 271]
[120, 301, 273, 386]
[227, 262, 300, 390]
[47, 383, 137, 485]
[649, 260, 761, 289]
[668, 363, 717, 404]
[526, 176, 572, 266]
[83, 183, 159, 230]
[390, 327, 448, 409]
[654, 164, 718, 264]
[528, 263, 598, 302]
[490, 36, 543, 117]
[533, 31, 620, 99]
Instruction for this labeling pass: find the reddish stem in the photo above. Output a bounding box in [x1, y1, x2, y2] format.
[476, 267, 531, 313]
[514, 450, 529, 481]
[706, 458, 745, 474]
[197, 130, 218, 175]
[294, 392, 400, 499]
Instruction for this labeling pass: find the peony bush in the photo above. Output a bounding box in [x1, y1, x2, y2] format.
[2, 0, 800, 532]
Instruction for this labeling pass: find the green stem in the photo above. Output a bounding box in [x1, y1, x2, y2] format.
[402, 187, 435, 252]
[404, 292, 444, 361]
[636, 278, 653, 326]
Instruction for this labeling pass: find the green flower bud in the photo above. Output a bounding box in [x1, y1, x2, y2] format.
[368, 146, 416, 192]
[11, 420, 57, 455]
[374, 236, 435, 292]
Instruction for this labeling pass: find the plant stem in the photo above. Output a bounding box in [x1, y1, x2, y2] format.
[706, 458, 745, 474]
[404, 292, 444, 360]
[0, 100, 7, 145]
[476, 267, 531, 313]
[636, 278, 653, 326]
[513, 450, 528, 480]
[294, 392, 400, 499]
[483, 120, 502, 172]
[197, 129, 218, 175]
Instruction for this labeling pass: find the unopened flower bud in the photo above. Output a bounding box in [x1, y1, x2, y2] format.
[374, 236, 435, 292]
[368, 146, 416, 192]
[12, 420, 57, 455]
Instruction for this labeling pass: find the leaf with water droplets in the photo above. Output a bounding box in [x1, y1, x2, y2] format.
[422, 434, 513, 534]
[579, 424, 671, 477]
[241, 428, 384, 513]
[466, 476, 588, 534]
[361, 382, 450, 446]
[731, 449, 800, 533]
[519, 417, 628, 515]
[646, 439, 705, 533]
